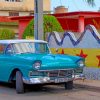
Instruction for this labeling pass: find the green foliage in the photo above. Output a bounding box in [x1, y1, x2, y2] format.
[23, 15, 64, 40]
[0, 28, 15, 40]
[84, 0, 95, 6]
[23, 20, 34, 39]
[43, 15, 63, 33]
[0, 22, 18, 26]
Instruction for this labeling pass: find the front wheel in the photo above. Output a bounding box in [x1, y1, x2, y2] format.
[64, 81, 73, 90]
[16, 71, 24, 94]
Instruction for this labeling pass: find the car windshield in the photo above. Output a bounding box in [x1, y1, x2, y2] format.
[5, 42, 50, 54]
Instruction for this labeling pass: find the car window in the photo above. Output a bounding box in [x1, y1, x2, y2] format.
[0, 44, 6, 54]
[34, 43, 49, 53]
[13, 43, 34, 54]
[5, 44, 13, 54]
[12, 42, 50, 54]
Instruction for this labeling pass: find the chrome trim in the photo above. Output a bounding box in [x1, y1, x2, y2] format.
[73, 74, 85, 80]
[24, 69, 74, 84]
[38, 68, 74, 72]
[25, 69, 84, 84]
[29, 69, 73, 78]
[47, 70, 73, 78]
[23, 77, 73, 84]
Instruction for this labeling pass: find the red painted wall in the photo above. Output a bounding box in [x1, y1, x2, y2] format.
[9, 12, 100, 38]
[18, 20, 30, 39]
[15, 17, 100, 39]
[57, 18, 78, 32]
[85, 18, 100, 30]
[57, 17, 100, 32]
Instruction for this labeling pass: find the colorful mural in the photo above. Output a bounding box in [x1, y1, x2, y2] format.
[48, 25, 100, 68]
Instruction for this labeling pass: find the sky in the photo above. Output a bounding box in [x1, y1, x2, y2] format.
[51, 0, 100, 12]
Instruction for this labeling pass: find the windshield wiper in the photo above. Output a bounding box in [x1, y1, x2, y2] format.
[16, 52, 33, 54]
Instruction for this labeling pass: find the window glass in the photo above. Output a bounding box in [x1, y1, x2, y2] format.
[12, 42, 50, 54]
[5, 44, 13, 54]
[34, 43, 49, 53]
[9, 12, 19, 16]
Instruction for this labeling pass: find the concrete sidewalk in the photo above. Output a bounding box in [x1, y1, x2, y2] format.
[74, 79, 100, 91]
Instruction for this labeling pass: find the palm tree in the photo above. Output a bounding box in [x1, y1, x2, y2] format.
[85, 0, 95, 6]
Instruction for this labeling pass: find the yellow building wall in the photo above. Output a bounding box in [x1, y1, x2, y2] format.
[0, 11, 9, 16]
[0, 0, 51, 14]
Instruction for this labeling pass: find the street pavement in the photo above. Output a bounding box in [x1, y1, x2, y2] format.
[0, 80, 100, 100]
[74, 79, 100, 91]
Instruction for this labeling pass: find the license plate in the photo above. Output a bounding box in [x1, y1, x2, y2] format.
[55, 78, 68, 83]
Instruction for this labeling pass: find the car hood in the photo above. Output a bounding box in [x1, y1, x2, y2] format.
[15, 53, 83, 70]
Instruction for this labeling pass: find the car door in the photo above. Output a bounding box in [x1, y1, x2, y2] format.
[0, 44, 12, 82]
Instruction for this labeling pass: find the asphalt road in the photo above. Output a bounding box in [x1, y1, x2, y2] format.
[0, 82, 100, 100]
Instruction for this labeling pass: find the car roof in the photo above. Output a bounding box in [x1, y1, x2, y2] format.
[0, 39, 47, 44]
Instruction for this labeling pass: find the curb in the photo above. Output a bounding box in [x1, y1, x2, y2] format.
[74, 80, 100, 92]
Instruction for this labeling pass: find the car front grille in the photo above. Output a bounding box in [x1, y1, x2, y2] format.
[29, 69, 73, 78]
[47, 70, 73, 78]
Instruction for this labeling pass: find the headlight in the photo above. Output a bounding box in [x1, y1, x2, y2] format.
[77, 60, 85, 67]
[33, 61, 41, 70]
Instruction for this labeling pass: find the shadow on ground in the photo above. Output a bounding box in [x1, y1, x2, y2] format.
[0, 82, 98, 96]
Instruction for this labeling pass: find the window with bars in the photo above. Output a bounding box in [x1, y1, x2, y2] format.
[9, 11, 19, 16]
[5, 0, 23, 2]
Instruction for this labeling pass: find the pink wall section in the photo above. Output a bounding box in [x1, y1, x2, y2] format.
[18, 20, 30, 39]
[78, 16, 85, 33]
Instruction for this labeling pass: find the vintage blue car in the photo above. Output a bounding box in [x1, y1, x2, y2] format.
[0, 40, 85, 93]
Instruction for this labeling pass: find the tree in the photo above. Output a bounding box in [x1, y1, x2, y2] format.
[0, 28, 15, 40]
[84, 0, 95, 6]
[23, 15, 64, 40]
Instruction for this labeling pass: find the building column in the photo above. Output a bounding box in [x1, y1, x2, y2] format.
[34, 0, 43, 40]
[78, 16, 85, 33]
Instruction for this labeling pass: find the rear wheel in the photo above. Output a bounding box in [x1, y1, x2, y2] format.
[16, 71, 24, 94]
[64, 81, 73, 90]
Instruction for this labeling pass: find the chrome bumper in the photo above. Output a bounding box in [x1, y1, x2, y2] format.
[23, 69, 85, 84]
[23, 77, 73, 84]
[73, 74, 85, 80]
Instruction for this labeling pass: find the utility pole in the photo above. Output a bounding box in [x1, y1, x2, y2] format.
[34, 0, 43, 40]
